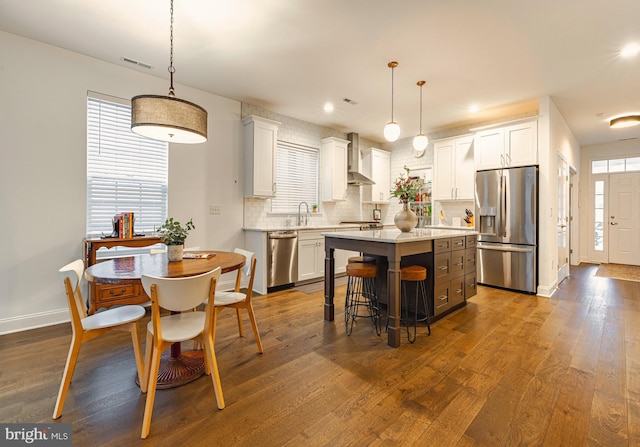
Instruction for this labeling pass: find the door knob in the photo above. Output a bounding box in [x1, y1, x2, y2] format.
[611, 222, 618, 225]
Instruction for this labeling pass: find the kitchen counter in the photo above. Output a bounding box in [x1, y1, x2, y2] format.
[325, 227, 477, 243]
[324, 228, 478, 347]
[243, 224, 363, 232]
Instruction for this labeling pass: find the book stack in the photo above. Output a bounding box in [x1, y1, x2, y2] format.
[113, 212, 135, 238]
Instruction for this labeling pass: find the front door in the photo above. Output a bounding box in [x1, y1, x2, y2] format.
[609, 172, 640, 265]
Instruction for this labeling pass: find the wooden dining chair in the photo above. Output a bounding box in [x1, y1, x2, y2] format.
[140, 267, 224, 439]
[212, 248, 263, 353]
[53, 259, 146, 419]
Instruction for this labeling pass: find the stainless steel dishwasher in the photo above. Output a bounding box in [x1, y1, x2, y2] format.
[267, 230, 298, 290]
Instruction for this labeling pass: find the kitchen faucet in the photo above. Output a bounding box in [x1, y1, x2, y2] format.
[297, 201, 309, 226]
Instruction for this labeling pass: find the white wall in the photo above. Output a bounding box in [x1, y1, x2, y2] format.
[579, 139, 640, 263]
[536, 96, 581, 296]
[0, 30, 242, 334]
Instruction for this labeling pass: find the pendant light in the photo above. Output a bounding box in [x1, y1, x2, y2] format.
[131, 0, 207, 144]
[383, 61, 401, 142]
[412, 80, 428, 155]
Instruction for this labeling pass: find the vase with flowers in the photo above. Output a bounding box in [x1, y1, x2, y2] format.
[391, 166, 420, 232]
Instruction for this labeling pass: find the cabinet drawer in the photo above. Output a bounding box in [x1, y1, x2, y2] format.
[465, 249, 477, 274]
[97, 283, 140, 303]
[450, 277, 465, 307]
[465, 273, 477, 299]
[451, 236, 466, 250]
[434, 238, 452, 254]
[434, 253, 451, 282]
[433, 283, 452, 316]
[450, 249, 465, 278]
[466, 235, 477, 249]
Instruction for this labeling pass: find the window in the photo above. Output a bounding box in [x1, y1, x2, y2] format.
[594, 180, 604, 252]
[591, 157, 640, 173]
[86, 94, 168, 239]
[271, 141, 319, 213]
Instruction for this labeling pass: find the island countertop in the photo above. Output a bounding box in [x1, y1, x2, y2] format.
[324, 227, 478, 243]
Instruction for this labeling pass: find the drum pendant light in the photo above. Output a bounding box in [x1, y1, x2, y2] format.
[383, 61, 401, 142]
[131, 0, 207, 144]
[412, 81, 428, 155]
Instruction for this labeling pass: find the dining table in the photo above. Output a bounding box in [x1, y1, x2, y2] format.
[85, 250, 245, 389]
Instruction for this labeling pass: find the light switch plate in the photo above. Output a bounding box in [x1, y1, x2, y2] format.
[209, 205, 222, 214]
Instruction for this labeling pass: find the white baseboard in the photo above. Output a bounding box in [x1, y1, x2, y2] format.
[537, 280, 558, 297]
[0, 308, 70, 336]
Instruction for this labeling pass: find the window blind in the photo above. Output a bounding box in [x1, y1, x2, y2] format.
[86, 95, 168, 238]
[271, 141, 319, 213]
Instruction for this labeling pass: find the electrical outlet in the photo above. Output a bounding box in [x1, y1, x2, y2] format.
[209, 205, 222, 214]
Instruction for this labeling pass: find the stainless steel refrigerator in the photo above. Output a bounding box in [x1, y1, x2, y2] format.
[475, 165, 538, 293]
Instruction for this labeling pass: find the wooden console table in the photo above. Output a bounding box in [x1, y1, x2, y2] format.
[83, 236, 163, 314]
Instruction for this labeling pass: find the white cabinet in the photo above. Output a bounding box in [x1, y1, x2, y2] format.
[361, 147, 391, 203]
[474, 120, 538, 171]
[297, 229, 359, 281]
[321, 137, 349, 202]
[243, 115, 280, 198]
[433, 135, 474, 200]
[297, 230, 325, 281]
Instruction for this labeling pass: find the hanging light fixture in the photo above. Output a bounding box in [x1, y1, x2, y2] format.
[131, 0, 207, 144]
[610, 115, 640, 129]
[412, 81, 428, 154]
[383, 61, 401, 142]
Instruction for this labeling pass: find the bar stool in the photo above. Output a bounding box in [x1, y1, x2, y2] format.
[344, 263, 381, 336]
[400, 265, 430, 343]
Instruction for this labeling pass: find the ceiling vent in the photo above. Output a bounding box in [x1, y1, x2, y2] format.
[122, 57, 153, 70]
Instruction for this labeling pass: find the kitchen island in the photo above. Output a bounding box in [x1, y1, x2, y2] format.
[324, 227, 478, 347]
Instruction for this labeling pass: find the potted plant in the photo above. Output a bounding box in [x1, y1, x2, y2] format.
[390, 166, 420, 232]
[157, 218, 195, 261]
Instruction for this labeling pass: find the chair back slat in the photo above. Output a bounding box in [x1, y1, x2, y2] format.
[234, 248, 254, 277]
[141, 267, 221, 312]
[59, 259, 87, 323]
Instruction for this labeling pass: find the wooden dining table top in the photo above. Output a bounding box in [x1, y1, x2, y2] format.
[84, 250, 245, 283]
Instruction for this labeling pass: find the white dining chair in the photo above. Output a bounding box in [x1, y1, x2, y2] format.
[140, 267, 224, 439]
[53, 259, 146, 419]
[212, 248, 263, 353]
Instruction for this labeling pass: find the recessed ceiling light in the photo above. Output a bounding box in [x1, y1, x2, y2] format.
[469, 104, 479, 113]
[324, 102, 334, 113]
[610, 115, 640, 128]
[620, 43, 640, 58]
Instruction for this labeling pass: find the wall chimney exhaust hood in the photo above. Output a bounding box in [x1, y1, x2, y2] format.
[347, 132, 375, 185]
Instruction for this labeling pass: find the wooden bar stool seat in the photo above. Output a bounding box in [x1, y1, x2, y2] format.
[400, 265, 430, 343]
[347, 255, 376, 264]
[344, 263, 380, 336]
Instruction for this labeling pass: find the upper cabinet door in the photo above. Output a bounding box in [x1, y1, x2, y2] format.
[433, 135, 474, 200]
[505, 121, 538, 168]
[321, 137, 349, 201]
[243, 115, 280, 198]
[455, 136, 475, 200]
[474, 128, 505, 171]
[362, 148, 391, 203]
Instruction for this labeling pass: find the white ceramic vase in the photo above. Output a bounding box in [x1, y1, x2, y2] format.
[394, 202, 418, 233]
[167, 244, 184, 262]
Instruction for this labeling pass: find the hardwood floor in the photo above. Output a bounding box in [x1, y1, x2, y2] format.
[1, 263, 639, 446]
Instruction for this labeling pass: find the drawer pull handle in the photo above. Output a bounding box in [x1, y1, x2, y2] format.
[438, 295, 448, 301]
[456, 288, 463, 293]
[109, 288, 127, 296]
[469, 284, 476, 288]
[455, 262, 464, 267]
[438, 266, 448, 271]
[455, 242, 464, 246]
